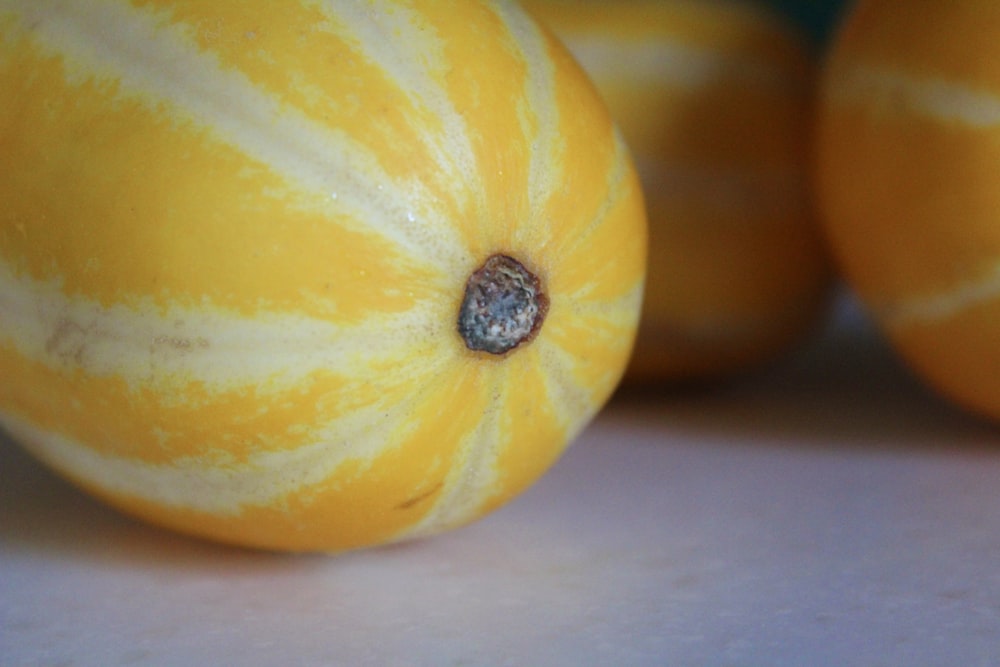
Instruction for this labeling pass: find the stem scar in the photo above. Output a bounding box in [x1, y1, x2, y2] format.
[457, 254, 548, 355]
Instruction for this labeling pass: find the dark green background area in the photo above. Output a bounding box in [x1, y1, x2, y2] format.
[760, 0, 853, 49]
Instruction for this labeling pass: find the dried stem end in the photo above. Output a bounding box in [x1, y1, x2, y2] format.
[457, 254, 548, 355]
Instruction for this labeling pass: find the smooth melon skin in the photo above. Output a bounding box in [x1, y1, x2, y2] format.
[815, 0, 1000, 421]
[525, 0, 833, 385]
[0, 0, 646, 552]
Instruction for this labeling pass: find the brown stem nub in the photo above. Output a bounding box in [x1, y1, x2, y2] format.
[457, 254, 548, 355]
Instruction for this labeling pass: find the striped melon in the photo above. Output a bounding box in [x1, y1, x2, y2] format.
[0, 0, 646, 552]
[526, 0, 831, 383]
[816, 0, 1000, 421]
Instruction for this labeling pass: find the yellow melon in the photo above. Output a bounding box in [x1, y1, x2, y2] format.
[0, 0, 646, 552]
[816, 0, 1000, 421]
[526, 0, 832, 383]
[526, 0, 831, 382]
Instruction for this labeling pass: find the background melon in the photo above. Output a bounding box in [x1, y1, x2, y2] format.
[526, 0, 834, 384]
[816, 0, 1000, 422]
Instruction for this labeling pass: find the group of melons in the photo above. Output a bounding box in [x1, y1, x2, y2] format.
[530, 0, 1000, 427]
[0, 0, 997, 554]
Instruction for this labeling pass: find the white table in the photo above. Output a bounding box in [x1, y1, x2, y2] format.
[3, 298, 1000, 666]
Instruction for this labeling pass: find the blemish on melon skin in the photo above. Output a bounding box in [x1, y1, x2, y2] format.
[43, 308, 211, 374]
[395, 481, 445, 510]
[45, 317, 93, 365]
[457, 254, 548, 356]
[152, 335, 210, 352]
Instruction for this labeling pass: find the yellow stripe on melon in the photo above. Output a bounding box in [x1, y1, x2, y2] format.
[0, 0, 646, 552]
[816, 0, 1000, 421]
[526, 0, 831, 383]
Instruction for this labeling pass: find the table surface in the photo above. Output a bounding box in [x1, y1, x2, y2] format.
[3, 297, 1000, 667]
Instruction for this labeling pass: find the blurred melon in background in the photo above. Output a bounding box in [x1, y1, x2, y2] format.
[815, 0, 1000, 423]
[525, 0, 847, 384]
